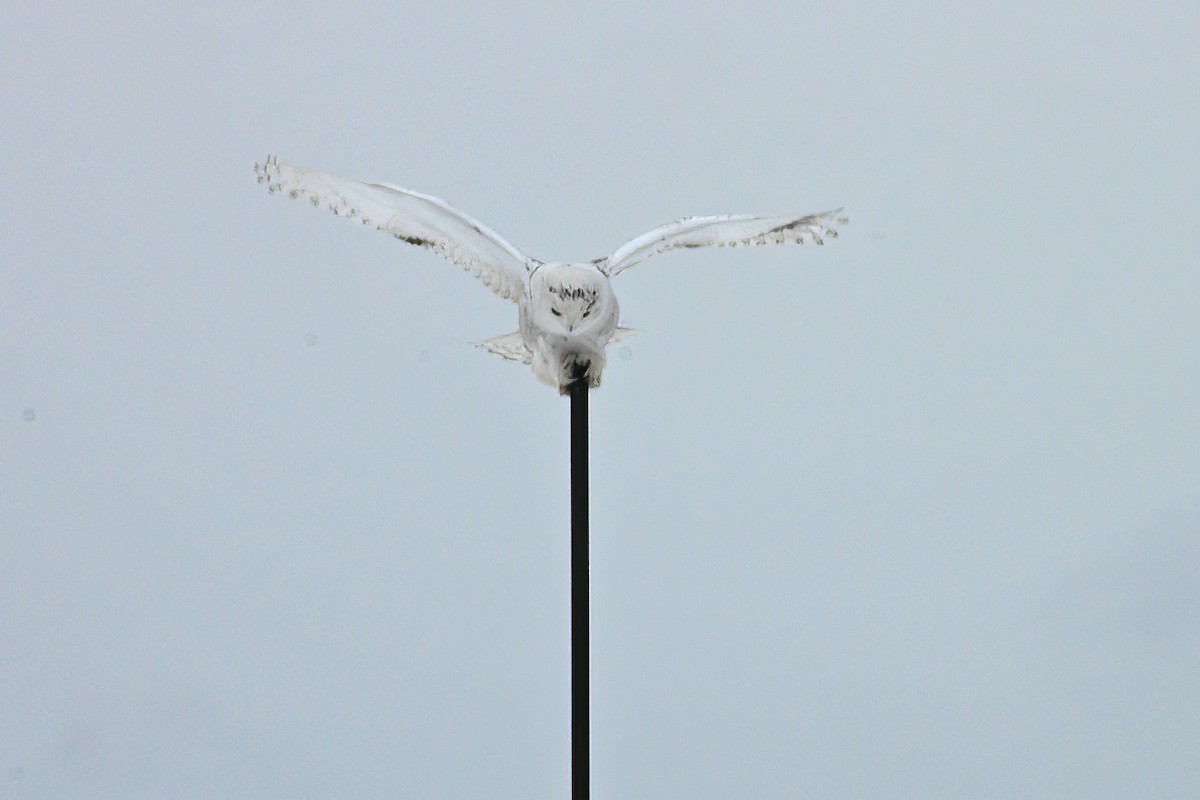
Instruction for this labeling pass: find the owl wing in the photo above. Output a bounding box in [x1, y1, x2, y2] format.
[600, 208, 847, 277]
[255, 156, 533, 302]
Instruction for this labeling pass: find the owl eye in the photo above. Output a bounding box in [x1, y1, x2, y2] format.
[550, 308, 562, 317]
[582, 310, 590, 318]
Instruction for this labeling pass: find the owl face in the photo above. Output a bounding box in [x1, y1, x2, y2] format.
[529, 263, 614, 334]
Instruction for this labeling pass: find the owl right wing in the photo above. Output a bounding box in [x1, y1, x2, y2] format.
[599, 208, 847, 277]
[255, 156, 534, 302]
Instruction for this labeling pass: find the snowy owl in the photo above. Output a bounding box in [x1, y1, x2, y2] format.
[254, 156, 846, 393]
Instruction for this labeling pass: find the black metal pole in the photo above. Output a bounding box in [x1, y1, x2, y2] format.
[568, 375, 589, 799]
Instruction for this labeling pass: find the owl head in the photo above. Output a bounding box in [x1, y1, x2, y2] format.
[530, 263, 611, 333]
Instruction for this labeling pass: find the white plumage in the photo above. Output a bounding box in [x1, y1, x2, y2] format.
[255, 156, 846, 392]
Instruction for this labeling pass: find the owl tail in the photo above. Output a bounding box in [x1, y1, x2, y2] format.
[476, 332, 533, 364]
[477, 327, 636, 364]
[609, 326, 636, 344]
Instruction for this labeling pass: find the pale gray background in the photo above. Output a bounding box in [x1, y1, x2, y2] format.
[3, 2, 1198, 798]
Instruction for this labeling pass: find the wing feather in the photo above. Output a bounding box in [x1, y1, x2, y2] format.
[601, 208, 847, 276]
[255, 156, 531, 302]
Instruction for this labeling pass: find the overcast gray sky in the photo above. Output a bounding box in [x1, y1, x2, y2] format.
[3, 2, 1199, 798]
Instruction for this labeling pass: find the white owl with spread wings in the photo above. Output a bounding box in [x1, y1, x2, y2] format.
[255, 156, 846, 393]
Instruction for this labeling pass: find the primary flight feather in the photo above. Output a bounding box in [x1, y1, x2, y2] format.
[255, 156, 846, 393]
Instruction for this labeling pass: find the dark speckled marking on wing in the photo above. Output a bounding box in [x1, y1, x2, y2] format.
[394, 233, 433, 248]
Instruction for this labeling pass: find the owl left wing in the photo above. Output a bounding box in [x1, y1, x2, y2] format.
[599, 208, 846, 277]
[255, 156, 532, 302]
